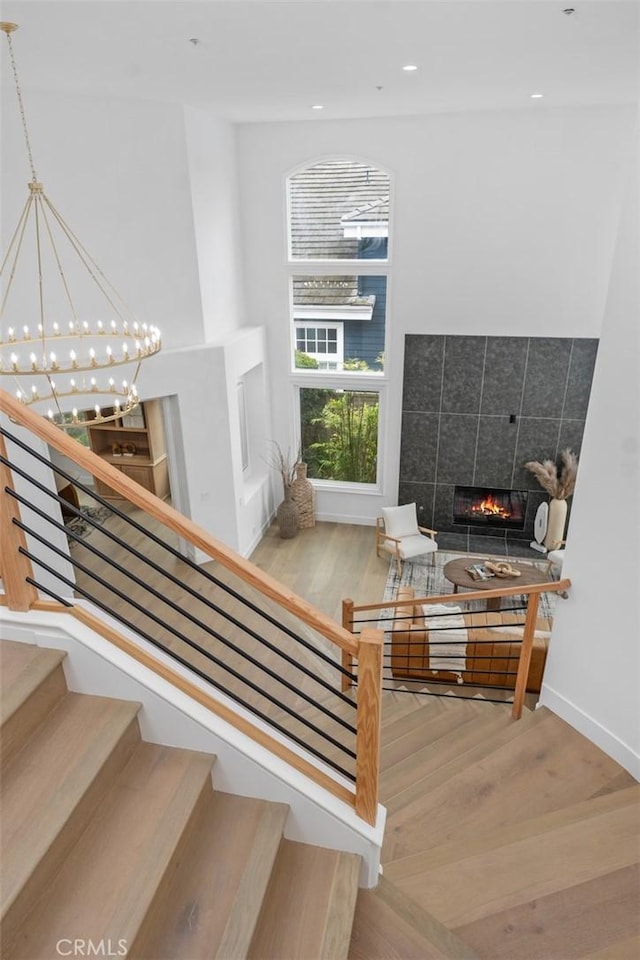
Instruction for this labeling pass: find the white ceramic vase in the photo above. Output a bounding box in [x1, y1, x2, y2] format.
[544, 497, 567, 550]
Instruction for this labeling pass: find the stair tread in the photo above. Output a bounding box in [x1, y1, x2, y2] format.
[381, 707, 510, 803]
[248, 839, 361, 960]
[388, 784, 640, 878]
[1, 692, 141, 919]
[6, 742, 214, 960]
[387, 789, 640, 929]
[136, 791, 289, 959]
[0, 641, 66, 724]
[384, 707, 629, 861]
[349, 875, 479, 960]
[454, 864, 640, 959]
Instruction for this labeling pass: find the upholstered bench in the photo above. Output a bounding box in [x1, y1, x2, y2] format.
[390, 587, 551, 693]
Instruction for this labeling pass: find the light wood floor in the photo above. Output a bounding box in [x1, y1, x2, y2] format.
[62, 509, 639, 959]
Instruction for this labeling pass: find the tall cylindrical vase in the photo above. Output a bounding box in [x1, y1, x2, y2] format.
[277, 485, 299, 539]
[544, 497, 567, 550]
[291, 462, 315, 528]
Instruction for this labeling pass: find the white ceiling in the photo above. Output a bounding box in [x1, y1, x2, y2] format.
[1, 1, 638, 123]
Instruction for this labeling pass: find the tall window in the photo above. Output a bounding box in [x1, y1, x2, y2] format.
[287, 159, 391, 484]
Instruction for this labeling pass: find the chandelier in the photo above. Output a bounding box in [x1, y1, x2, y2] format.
[0, 22, 161, 428]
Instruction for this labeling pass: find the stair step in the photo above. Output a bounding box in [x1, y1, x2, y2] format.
[383, 706, 629, 862]
[349, 875, 479, 960]
[387, 786, 640, 929]
[248, 839, 361, 960]
[453, 863, 640, 959]
[0, 641, 67, 767]
[380, 703, 509, 803]
[381, 690, 438, 728]
[133, 791, 289, 959]
[5, 742, 214, 960]
[583, 934, 640, 959]
[381, 697, 451, 747]
[1, 692, 141, 944]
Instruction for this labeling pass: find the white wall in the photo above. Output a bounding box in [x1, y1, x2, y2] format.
[236, 106, 634, 523]
[183, 109, 247, 341]
[1, 89, 204, 349]
[540, 117, 640, 778]
[1, 89, 270, 554]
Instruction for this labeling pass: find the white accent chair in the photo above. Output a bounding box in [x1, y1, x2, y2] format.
[547, 540, 566, 576]
[375, 503, 438, 576]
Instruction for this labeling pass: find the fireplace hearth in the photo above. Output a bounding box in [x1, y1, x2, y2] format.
[453, 486, 528, 530]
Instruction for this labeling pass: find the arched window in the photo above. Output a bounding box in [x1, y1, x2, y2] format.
[286, 159, 391, 485]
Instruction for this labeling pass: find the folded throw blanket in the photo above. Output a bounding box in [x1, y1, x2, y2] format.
[422, 603, 467, 673]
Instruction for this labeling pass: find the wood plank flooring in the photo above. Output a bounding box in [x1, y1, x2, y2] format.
[39, 507, 640, 958]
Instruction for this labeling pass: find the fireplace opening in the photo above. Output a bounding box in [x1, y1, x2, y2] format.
[453, 486, 528, 530]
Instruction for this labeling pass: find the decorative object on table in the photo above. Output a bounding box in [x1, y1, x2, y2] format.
[484, 560, 522, 578]
[375, 502, 438, 576]
[290, 461, 315, 528]
[267, 441, 300, 539]
[525, 448, 578, 550]
[0, 22, 161, 430]
[530, 501, 550, 554]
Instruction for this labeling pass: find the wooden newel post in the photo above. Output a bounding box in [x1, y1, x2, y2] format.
[0, 432, 38, 611]
[511, 591, 540, 721]
[355, 627, 383, 825]
[341, 599, 355, 693]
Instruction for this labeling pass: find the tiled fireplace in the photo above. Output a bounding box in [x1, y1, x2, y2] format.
[398, 335, 598, 557]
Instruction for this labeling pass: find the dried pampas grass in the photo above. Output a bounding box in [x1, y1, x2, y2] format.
[525, 448, 578, 500]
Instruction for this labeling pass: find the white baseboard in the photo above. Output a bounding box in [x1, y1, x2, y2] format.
[540, 684, 640, 780]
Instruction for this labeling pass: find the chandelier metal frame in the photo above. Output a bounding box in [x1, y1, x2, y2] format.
[0, 22, 161, 428]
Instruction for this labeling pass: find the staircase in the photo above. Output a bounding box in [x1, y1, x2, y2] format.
[350, 693, 640, 959]
[0, 640, 361, 960]
[3, 640, 638, 960]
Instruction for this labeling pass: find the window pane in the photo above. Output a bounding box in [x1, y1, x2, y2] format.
[299, 388, 379, 484]
[289, 160, 390, 260]
[292, 275, 385, 374]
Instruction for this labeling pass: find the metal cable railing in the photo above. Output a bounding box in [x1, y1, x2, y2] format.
[345, 591, 549, 704]
[1, 426, 359, 783]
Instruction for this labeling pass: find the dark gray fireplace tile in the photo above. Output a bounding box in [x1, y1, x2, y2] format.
[434, 483, 457, 533]
[468, 535, 508, 557]
[558, 419, 585, 458]
[402, 335, 445, 412]
[437, 532, 469, 552]
[513, 418, 562, 490]
[481, 338, 528, 415]
[474, 416, 518, 487]
[399, 413, 439, 482]
[442, 337, 486, 414]
[563, 339, 598, 419]
[398, 481, 436, 529]
[521, 338, 573, 418]
[437, 415, 478, 484]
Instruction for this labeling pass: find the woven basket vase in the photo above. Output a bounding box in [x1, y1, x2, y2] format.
[277, 486, 299, 539]
[290, 462, 315, 529]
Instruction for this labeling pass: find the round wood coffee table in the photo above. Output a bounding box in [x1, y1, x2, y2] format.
[443, 557, 549, 610]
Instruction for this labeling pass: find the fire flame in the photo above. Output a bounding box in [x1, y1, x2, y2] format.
[471, 495, 510, 519]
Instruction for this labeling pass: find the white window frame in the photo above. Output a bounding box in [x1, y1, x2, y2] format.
[285, 157, 392, 489]
[293, 319, 343, 370]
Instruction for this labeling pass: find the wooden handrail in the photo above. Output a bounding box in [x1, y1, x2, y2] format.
[511, 591, 540, 720]
[0, 389, 358, 656]
[354, 628, 383, 825]
[0, 432, 38, 611]
[1, 390, 382, 823]
[347, 578, 572, 616]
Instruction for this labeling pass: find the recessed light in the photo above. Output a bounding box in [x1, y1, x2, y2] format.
[311, 104, 324, 110]
[403, 64, 418, 72]
[530, 93, 544, 99]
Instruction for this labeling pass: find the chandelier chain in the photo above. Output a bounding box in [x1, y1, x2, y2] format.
[5, 29, 38, 183]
